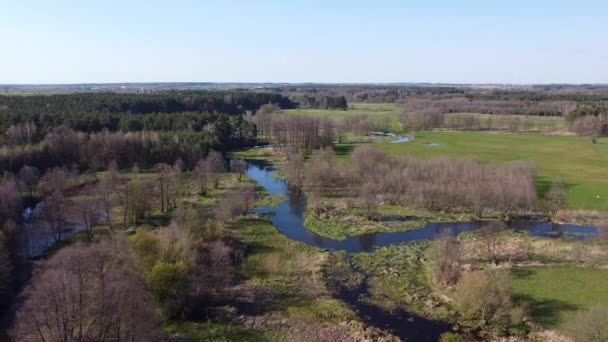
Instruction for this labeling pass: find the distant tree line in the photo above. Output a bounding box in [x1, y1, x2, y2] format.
[0, 91, 294, 135]
[286, 146, 537, 217]
[288, 94, 348, 110]
[1, 114, 256, 173]
[252, 106, 335, 152]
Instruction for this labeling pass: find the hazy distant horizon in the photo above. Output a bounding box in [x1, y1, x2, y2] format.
[2, 81, 608, 87]
[3, 1, 608, 84]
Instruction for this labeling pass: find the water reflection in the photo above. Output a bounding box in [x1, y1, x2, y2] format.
[246, 161, 602, 253]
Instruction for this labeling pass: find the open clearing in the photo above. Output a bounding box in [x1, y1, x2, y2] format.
[377, 131, 608, 211]
[512, 267, 608, 330]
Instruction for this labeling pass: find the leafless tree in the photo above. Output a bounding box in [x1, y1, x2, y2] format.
[479, 221, 506, 264]
[206, 150, 225, 189]
[17, 165, 39, 198]
[359, 181, 379, 220]
[545, 180, 566, 216]
[71, 198, 103, 241]
[39, 167, 69, 197]
[454, 270, 520, 329]
[566, 304, 608, 341]
[230, 159, 247, 182]
[286, 150, 305, 188]
[193, 158, 208, 195]
[97, 167, 117, 230]
[155, 163, 173, 212]
[12, 240, 163, 341]
[0, 179, 22, 222]
[430, 230, 461, 285]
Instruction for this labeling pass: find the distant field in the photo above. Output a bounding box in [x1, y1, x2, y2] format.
[377, 131, 608, 211]
[512, 267, 608, 329]
[282, 102, 402, 131]
[283, 103, 566, 133]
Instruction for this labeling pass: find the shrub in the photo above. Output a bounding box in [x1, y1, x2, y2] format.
[566, 304, 608, 342]
[146, 261, 190, 317]
[454, 270, 523, 331]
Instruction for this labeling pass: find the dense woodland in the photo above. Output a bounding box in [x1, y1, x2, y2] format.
[0, 87, 606, 341]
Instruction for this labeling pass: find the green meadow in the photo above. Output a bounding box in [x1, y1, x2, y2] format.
[512, 267, 608, 330]
[377, 131, 608, 211]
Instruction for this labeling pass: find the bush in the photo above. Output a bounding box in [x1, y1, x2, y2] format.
[146, 261, 190, 317]
[566, 304, 608, 342]
[440, 332, 465, 342]
[454, 270, 523, 331]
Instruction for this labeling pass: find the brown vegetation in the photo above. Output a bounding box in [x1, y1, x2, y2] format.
[12, 240, 162, 341]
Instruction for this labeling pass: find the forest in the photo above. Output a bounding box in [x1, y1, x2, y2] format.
[0, 86, 607, 341]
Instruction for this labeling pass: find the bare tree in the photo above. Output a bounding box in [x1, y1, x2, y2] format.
[566, 304, 608, 342]
[12, 240, 163, 341]
[230, 159, 247, 182]
[41, 190, 68, 242]
[545, 180, 566, 216]
[479, 222, 506, 264]
[193, 158, 208, 195]
[206, 150, 225, 189]
[97, 167, 117, 230]
[39, 167, 69, 197]
[454, 270, 520, 329]
[430, 230, 461, 286]
[72, 198, 103, 241]
[359, 181, 379, 220]
[286, 150, 305, 188]
[0, 179, 22, 222]
[17, 165, 39, 198]
[155, 163, 172, 212]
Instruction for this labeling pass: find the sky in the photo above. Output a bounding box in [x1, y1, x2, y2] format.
[1, 0, 608, 84]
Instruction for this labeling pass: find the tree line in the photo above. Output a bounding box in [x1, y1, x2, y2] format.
[286, 146, 537, 217]
[0, 91, 293, 138]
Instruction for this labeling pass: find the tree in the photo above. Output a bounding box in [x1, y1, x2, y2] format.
[230, 159, 247, 182]
[97, 167, 117, 230]
[0, 231, 14, 307]
[41, 190, 68, 242]
[213, 186, 256, 223]
[193, 158, 209, 195]
[359, 181, 379, 220]
[72, 198, 102, 241]
[12, 240, 162, 341]
[39, 167, 69, 197]
[545, 180, 566, 216]
[206, 150, 225, 189]
[145, 261, 190, 318]
[286, 150, 305, 188]
[155, 163, 173, 212]
[127, 178, 153, 223]
[17, 165, 39, 198]
[566, 304, 608, 342]
[430, 230, 461, 286]
[454, 270, 521, 330]
[0, 179, 21, 222]
[478, 222, 506, 264]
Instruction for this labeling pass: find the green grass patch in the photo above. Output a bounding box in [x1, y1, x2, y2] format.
[377, 131, 608, 211]
[512, 267, 608, 329]
[282, 102, 402, 131]
[165, 321, 281, 341]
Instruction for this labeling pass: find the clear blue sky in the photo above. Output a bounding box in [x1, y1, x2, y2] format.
[2, 0, 607, 84]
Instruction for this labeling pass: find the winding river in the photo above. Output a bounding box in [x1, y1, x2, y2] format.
[247, 160, 600, 253]
[246, 159, 603, 341]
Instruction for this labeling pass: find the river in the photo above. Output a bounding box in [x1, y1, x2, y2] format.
[245, 159, 602, 341]
[247, 160, 600, 253]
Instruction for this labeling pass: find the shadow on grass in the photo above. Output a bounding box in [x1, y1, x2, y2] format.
[513, 293, 579, 328]
[535, 176, 576, 200]
[334, 144, 356, 158]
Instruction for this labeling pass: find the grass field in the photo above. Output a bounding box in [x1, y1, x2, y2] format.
[512, 267, 608, 330]
[376, 131, 608, 211]
[282, 102, 402, 131]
